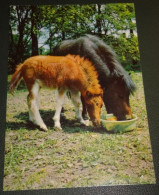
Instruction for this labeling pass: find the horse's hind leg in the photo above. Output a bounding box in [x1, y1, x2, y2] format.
[53, 89, 66, 129]
[27, 81, 48, 131]
[71, 90, 89, 126]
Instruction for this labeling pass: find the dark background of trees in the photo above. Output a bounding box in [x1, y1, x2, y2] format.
[8, 3, 140, 74]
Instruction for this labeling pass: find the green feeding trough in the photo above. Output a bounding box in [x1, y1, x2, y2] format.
[101, 114, 138, 133]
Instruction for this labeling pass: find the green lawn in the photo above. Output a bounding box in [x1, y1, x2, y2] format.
[3, 72, 156, 190]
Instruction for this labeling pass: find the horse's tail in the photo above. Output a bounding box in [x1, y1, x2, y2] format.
[9, 63, 24, 94]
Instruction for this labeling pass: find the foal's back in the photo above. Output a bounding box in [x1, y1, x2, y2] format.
[22, 55, 85, 89]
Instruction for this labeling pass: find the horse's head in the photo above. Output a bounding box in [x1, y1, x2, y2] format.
[83, 88, 103, 127]
[103, 76, 135, 121]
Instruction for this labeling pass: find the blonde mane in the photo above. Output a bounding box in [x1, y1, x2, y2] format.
[66, 55, 102, 96]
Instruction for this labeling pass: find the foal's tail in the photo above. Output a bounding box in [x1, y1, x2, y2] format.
[9, 64, 24, 94]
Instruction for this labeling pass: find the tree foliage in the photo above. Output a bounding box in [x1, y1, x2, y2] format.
[8, 3, 140, 73]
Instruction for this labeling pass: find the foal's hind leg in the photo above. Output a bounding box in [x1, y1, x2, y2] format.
[71, 90, 89, 126]
[27, 81, 48, 131]
[53, 89, 66, 129]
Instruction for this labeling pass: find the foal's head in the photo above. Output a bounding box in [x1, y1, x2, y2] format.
[83, 88, 103, 127]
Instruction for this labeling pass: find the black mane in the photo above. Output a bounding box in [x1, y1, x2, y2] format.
[54, 34, 136, 94]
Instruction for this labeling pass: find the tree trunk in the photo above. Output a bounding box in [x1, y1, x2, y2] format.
[9, 24, 14, 58]
[15, 22, 25, 65]
[31, 6, 39, 56]
[130, 28, 134, 38]
[49, 25, 53, 54]
[8, 24, 15, 72]
[15, 7, 29, 65]
[62, 31, 65, 40]
[129, 19, 134, 38]
[96, 4, 102, 36]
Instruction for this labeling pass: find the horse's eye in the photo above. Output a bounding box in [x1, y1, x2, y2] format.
[119, 95, 124, 99]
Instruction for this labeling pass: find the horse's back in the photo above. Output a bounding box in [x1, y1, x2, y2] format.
[54, 35, 136, 92]
[54, 35, 116, 82]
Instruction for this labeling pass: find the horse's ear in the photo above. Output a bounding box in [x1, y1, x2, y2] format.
[116, 75, 124, 84]
[120, 75, 124, 80]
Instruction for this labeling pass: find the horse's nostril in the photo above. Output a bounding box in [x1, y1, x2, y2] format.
[115, 113, 133, 121]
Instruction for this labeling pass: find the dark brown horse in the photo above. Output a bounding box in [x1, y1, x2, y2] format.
[54, 34, 136, 120]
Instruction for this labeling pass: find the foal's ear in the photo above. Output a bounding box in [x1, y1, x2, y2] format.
[86, 90, 93, 98]
[86, 87, 103, 98]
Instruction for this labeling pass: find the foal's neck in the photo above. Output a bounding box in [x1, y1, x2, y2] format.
[68, 55, 101, 94]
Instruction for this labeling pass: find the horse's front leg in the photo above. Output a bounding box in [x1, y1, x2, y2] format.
[71, 90, 89, 126]
[53, 89, 66, 129]
[81, 95, 88, 120]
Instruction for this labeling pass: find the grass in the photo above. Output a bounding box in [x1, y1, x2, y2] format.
[3, 72, 156, 190]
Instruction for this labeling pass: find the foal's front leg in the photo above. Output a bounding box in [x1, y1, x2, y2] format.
[71, 90, 89, 126]
[53, 89, 66, 129]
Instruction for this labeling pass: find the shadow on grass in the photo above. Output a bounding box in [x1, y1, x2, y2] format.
[62, 120, 105, 134]
[7, 110, 106, 133]
[7, 121, 37, 131]
[7, 110, 54, 131]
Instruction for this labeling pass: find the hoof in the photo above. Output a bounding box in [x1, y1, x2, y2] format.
[54, 126, 62, 131]
[54, 123, 62, 130]
[40, 125, 48, 132]
[81, 120, 90, 126]
[40, 125, 48, 131]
